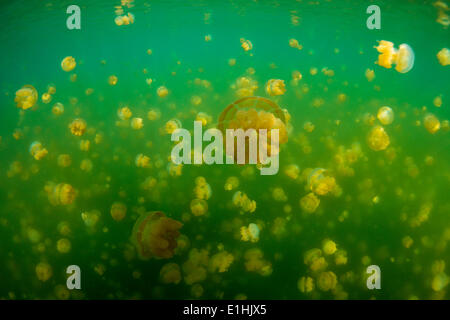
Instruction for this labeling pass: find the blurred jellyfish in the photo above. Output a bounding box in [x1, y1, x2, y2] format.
[322, 239, 337, 255]
[240, 38, 253, 51]
[52, 102, 64, 116]
[437, 48, 450, 66]
[29, 141, 48, 160]
[131, 117, 144, 130]
[56, 238, 71, 254]
[367, 125, 390, 151]
[36, 262, 53, 282]
[45, 182, 76, 206]
[80, 158, 93, 172]
[208, 251, 234, 273]
[111, 202, 127, 221]
[79, 140, 90, 152]
[165, 119, 182, 134]
[317, 271, 338, 291]
[224, 176, 239, 191]
[15, 85, 38, 110]
[108, 75, 118, 86]
[69, 118, 87, 136]
[160, 263, 182, 284]
[300, 192, 320, 213]
[81, 210, 101, 228]
[377, 106, 394, 125]
[232, 191, 256, 213]
[190, 199, 208, 216]
[131, 211, 183, 260]
[298, 276, 314, 293]
[240, 223, 260, 242]
[424, 114, 441, 134]
[157, 86, 169, 98]
[41, 92, 52, 104]
[265, 79, 286, 96]
[61, 56, 76, 72]
[196, 112, 212, 126]
[147, 108, 161, 121]
[135, 154, 151, 168]
[307, 168, 336, 196]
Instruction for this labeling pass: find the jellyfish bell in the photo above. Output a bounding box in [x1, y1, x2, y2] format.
[15, 85, 38, 110]
[131, 211, 183, 260]
[377, 106, 394, 125]
[395, 43, 415, 73]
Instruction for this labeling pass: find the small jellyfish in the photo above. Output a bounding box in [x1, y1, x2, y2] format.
[61, 56, 76, 72]
[80, 158, 93, 172]
[69, 118, 87, 136]
[165, 119, 182, 134]
[208, 251, 234, 273]
[365, 68, 375, 82]
[367, 125, 390, 151]
[117, 106, 132, 121]
[240, 223, 260, 242]
[300, 192, 320, 214]
[317, 271, 338, 292]
[47, 183, 76, 206]
[41, 92, 52, 104]
[240, 38, 253, 51]
[131, 211, 183, 260]
[147, 108, 161, 121]
[111, 202, 127, 221]
[190, 199, 208, 216]
[307, 168, 336, 196]
[160, 263, 182, 284]
[81, 210, 100, 228]
[108, 75, 118, 86]
[135, 154, 151, 168]
[224, 176, 239, 191]
[29, 141, 48, 160]
[131, 117, 144, 130]
[56, 238, 71, 254]
[196, 112, 212, 126]
[424, 114, 441, 134]
[52, 102, 64, 116]
[298, 276, 314, 293]
[157, 86, 169, 98]
[15, 85, 38, 110]
[322, 239, 337, 255]
[377, 106, 394, 125]
[433, 95, 443, 108]
[79, 140, 90, 152]
[437, 48, 450, 66]
[36, 262, 53, 282]
[265, 79, 286, 96]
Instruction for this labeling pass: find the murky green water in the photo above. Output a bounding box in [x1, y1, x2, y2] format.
[0, 0, 449, 300]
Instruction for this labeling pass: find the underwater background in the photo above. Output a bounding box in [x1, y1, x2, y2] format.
[0, 0, 449, 299]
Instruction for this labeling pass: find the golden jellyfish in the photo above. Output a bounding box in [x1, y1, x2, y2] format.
[41, 92, 52, 104]
[147, 108, 161, 121]
[80, 158, 93, 172]
[135, 154, 151, 168]
[61, 56, 76, 72]
[284, 164, 300, 180]
[322, 239, 337, 255]
[56, 238, 72, 254]
[374, 41, 414, 73]
[131, 117, 144, 130]
[69, 118, 87, 136]
[36, 262, 53, 282]
[29, 141, 48, 160]
[424, 114, 441, 134]
[300, 192, 320, 214]
[160, 263, 182, 284]
[117, 106, 132, 121]
[196, 112, 212, 126]
[47, 85, 56, 95]
[365, 68, 375, 82]
[81, 210, 100, 228]
[307, 168, 336, 196]
[157, 86, 169, 98]
[377, 106, 394, 125]
[131, 211, 183, 260]
[190, 199, 208, 216]
[244, 248, 272, 276]
[45, 182, 77, 206]
[224, 176, 239, 191]
[111, 202, 127, 221]
[298, 277, 314, 293]
[265, 79, 286, 96]
[165, 119, 182, 134]
[52, 102, 64, 116]
[15, 85, 38, 110]
[209, 251, 234, 273]
[433, 95, 443, 108]
[367, 125, 390, 151]
[240, 223, 260, 242]
[233, 76, 258, 97]
[218, 96, 288, 164]
[108, 75, 118, 86]
[437, 48, 450, 66]
[240, 38, 253, 51]
[79, 140, 90, 152]
[317, 271, 338, 291]
[232, 191, 257, 213]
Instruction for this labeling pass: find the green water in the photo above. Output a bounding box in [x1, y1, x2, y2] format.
[0, 0, 449, 300]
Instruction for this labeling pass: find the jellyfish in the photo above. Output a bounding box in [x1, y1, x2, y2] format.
[160, 263, 182, 284]
[56, 238, 71, 254]
[218, 96, 288, 164]
[367, 125, 390, 151]
[334, 250, 348, 265]
[233, 76, 258, 97]
[69, 118, 87, 136]
[80, 158, 93, 172]
[300, 192, 320, 213]
[437, 48, 450, 66]
[111, 202, 127, 221]
[42, 92, 52, 104]
[240, 223, 260, 242]
[165, 119, 182, 134]
[244, 248, 272, 276]
[132, 211, 183, 260]
[265, 79, 286, 96]
[298, 276, 314, 293]
[232, 191, 256, 213]
[117, 107, 132, 121]
[365, 68, 375, 82]
[240, 38, 253, 51]
[157, 86, 169, 98]
[377, 106, 394, 125]
[196, 112, 212, 126]
[307, 168, 336, 196]
[131, 117, 144, 130]
[79, 140, 90, 152]
[224, 176, 239, 191]
[29, 141, 48, 160]
[61, 56, 76, 72]
[52, 102, 64, 116]
[36, 262, 53, 282]
[190, 199, 208, 216]
[208, 251, 234, 273]
[424, 114, 441, 134]
[322, 239, 337, 255]
[374, 41, 414, 73]
[317, 271, 337, 292]
[182, 248, 209, 284]
[81, 210, 101, 228]
[15, 85, 38, 110]
[46, 182, 76, 206]
[135, 154, 151, 168]
[147, 108, 161, 121]
[108, 75, 118, 86]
